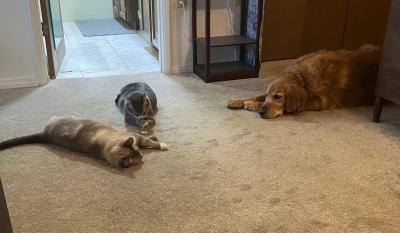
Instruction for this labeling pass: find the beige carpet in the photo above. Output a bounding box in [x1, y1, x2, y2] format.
[1, 73, 400, 233]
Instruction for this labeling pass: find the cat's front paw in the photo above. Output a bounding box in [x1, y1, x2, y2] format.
[142, 118, 156, 130]
[148, 135, 159, 141]
[159, 143, 168, 150]
[140, 130, 149, 135]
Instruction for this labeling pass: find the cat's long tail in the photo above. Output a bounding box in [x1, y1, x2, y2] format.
[0, 133, 49, 150]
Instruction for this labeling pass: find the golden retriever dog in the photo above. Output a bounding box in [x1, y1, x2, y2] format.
[227, 45, 381, 119]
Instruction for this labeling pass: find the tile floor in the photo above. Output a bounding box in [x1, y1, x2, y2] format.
[58, 21, 160, 79]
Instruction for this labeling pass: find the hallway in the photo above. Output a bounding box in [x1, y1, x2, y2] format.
[59, 21, 160, 78]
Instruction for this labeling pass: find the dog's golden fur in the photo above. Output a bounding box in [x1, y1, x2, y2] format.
[228, 45, 382, 118]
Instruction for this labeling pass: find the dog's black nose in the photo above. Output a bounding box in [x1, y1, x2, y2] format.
[258, 108, 266, 118]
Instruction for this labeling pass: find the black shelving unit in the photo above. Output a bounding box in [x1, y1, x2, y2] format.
[192, 0, 263, 83]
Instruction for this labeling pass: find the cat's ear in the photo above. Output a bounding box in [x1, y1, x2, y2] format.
[143, 95, 153, 113]
[115, 94, 120, 104]
[143, 95, 150, 107]
[123, 137, 134, 148]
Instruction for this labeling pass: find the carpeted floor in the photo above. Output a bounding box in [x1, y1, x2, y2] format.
[1, 73, 400, 233]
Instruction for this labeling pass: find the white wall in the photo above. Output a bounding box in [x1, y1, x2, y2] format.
[0, 0, 43, 89]
[60, 0, 113, 21]
[170, 0, 240, 73]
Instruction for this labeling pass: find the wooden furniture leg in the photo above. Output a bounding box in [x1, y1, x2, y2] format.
[0, 179, 13, 233]
[373, 97, 384, 123]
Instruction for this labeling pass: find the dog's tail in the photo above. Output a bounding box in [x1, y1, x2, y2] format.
[0, 133, 48, 150]
[359, 44, 380, 52]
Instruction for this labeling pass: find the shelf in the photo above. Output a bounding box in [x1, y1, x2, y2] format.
[192, 0, 263, 82]
[197, 35, 257, 47]
[194, 61, 259, 82]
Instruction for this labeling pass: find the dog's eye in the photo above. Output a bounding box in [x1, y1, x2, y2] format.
[273, 94, 282, 100]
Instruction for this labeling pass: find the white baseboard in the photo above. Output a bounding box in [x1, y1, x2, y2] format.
[171, 64, 193, 74]
[0, 75, 40, 90]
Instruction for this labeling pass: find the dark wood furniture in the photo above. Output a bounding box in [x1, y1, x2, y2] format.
[113, 0, 158, 48]
[0, 179, 13, 233]
[113, 0, 140, 30]
[343, 0, 392, 50]
[192, 0, 264, 83]
[373, 0, 400, 122]
[140, 0, 159, 49]
[261, 0, 391, 61]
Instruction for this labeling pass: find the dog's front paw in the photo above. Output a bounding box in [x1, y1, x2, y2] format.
[159, 143, 168, 150]
[243, 101, 261, 112]
[227, 99, 244, 109]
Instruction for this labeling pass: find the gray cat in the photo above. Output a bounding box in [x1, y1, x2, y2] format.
[0, 116, 168, 168]
[115, 82, 158, 133]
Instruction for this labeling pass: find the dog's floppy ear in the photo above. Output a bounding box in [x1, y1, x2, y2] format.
[284, 83, 308, 113]
[292, 73, 305, 87]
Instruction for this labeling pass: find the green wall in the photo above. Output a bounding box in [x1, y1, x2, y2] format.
[60, 0, 114, 21]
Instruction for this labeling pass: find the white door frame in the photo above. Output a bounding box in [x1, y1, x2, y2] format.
[157, 0, 171, 74]
[28, 0, 50, 85]
[30, 0, 172, 84]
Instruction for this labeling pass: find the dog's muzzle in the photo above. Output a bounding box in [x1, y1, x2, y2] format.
[258, 107, 267, 118]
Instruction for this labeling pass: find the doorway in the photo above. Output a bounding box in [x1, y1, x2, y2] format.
[39, 0, 165, 79]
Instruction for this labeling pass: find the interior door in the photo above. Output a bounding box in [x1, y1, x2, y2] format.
[151, 0, 159, 49]
[141, 0, 152, 43]
[40, 0, 65, 79]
